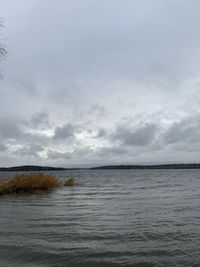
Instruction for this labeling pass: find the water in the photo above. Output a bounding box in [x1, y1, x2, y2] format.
[0, 169, 200, 267]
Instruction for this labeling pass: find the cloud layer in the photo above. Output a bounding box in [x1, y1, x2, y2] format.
[0, 0, 200, 166]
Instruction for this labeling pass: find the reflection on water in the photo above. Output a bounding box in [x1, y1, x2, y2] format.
[0, 169, 200, 267]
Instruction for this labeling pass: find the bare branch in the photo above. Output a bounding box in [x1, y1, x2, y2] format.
[0, 18, 7, 57]
[0, 17, 7, 78]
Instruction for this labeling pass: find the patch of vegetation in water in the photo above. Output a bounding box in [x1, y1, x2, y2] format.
[0, 173, 75, 196]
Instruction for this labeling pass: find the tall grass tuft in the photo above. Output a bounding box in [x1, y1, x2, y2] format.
[0, 173, 60, 195]
[64, 177, 75, 186]
[0, 179, 7, 195]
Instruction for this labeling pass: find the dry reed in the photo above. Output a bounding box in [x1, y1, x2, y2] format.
[0, 173, 77, 196]
[0, 173, 60, 195]
[63, 177, 75, 186]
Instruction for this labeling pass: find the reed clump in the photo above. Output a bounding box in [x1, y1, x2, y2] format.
[0, 179, 7, 195]
[63, 177, 75, 186]
[0, 173, 61, 195]
[0, 174, 77, 196]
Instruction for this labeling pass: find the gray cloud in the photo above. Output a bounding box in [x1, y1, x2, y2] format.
[0, 118, 50, 144]
[53, 123, 76, 140]
[112, 123, 157, 147]
[23, 132, 51, 146]
[96, 145, 128, 157]
[1, 0, 200, 166]
[163, 115, 200, 146]
[0, 143, 7, 151]
[0, 119, 23, 140]
[47, 150, 72, 160]
[38, 112, 200, 166]
[96, 128, 107, 138]
[30, 112, 49, 129]
[88, 104, 106, 118]
[15, 144, 44, 157]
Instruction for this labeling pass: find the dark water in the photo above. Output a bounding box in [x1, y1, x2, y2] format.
[0, 169, 200, 267]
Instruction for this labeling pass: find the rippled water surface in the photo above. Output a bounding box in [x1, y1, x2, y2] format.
[0, 169, 200, 267]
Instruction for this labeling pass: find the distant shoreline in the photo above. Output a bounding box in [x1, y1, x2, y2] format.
[0, 166, 83, 172]
[90, 164, 200, 170]
[0, 164, 200, 172]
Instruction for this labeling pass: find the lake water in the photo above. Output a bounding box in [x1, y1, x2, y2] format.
[0, 169, 200, 267]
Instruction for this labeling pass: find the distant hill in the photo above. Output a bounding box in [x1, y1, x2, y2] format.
[1, 164, 200, 172]
[90, 164, 200, 170]
[0, 165, 81, 172]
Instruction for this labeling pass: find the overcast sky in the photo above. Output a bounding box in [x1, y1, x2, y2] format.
[0, 0, 200, 167]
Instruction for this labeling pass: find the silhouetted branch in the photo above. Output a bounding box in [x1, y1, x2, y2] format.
[0, 18, 7, 78]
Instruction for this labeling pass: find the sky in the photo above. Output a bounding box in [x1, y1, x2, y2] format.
[0, 0, 200, 167]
